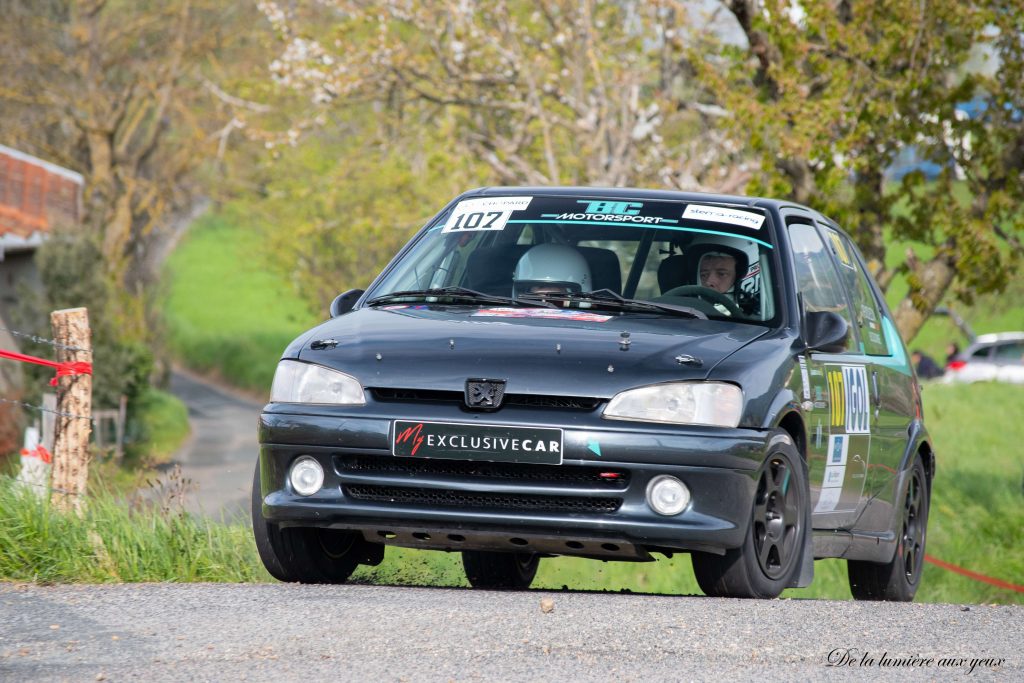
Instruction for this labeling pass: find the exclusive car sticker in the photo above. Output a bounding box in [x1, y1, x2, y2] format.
[392, 420, 564, 465]
[681, 204, 765, 229]
[471, 307, 613, 322]
[442, 196, 533, 233]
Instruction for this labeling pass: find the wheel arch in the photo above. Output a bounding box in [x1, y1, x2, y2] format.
[775, 410, 807, 461]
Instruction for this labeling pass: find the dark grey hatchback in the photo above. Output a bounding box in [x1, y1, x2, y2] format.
[252, 187, 934, 600]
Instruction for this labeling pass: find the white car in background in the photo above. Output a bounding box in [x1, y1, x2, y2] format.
[944, 332, 1024, 384]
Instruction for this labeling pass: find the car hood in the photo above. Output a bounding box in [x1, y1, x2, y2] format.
[294, 306, 770, 399]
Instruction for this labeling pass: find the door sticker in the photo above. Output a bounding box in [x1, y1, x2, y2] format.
[798, 356, 811, 400]
[826, 365, 870, 433]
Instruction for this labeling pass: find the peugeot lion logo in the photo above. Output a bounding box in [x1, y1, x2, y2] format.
[465, 379, 506, 409]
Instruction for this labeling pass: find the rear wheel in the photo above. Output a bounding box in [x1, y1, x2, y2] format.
[848, 455, 929, 601]
[251, 461, 372, 583]
[462, 550, 540, 589]
[692, 432, 808, 599]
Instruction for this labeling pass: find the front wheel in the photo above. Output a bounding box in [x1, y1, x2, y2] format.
[692, 432, 808, 598]
[462, 550, 539, 589]
[848, 454, 929, 601]
[251, 461, 374, 583]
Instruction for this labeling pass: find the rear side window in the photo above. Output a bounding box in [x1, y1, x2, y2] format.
[993, 342, 1024, 363]
[824, 229, 889, 356]
[787, 221, 854, 352]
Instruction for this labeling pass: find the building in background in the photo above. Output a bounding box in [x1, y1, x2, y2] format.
[0, 144, 84, 456]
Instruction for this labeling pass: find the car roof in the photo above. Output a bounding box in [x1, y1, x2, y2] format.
[971, 332, 1024, 346]
[463, 185, 833, 223]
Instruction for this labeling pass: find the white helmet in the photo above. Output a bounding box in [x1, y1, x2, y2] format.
[689, 234, 759, 288]
[513, 243, 591, 297]
[690, 234, 765, 315]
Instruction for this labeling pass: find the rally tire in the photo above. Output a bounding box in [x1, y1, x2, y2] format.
[462, 551, 540, 589]
[848, 454, 929, 601]
[250, 461, 362, 584]
[692, 431, 808, 599]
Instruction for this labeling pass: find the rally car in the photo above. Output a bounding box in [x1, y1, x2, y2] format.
[252, 187, 934, 600]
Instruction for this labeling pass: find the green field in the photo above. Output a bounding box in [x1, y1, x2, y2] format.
[163, 207, 318, 394]
[154, 206, 1024, 603]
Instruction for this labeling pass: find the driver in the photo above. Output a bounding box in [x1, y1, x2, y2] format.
[698, 251, 738, 294]
[512, 243, 592, 298]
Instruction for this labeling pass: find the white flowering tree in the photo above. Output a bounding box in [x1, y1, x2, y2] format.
[257, 0, 749, 192]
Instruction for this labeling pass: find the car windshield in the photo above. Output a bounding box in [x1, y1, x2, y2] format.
[367, 194, 779, 323]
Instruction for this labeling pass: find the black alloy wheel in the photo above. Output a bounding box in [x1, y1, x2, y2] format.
[752, 455, 803, 581]
[848, 455, 929, 601]
[692, 431, 808, 599]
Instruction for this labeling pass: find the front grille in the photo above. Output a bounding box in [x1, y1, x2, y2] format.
[336, 454, 629, 488]
[344, 484, 622, 513]
[369, 388, 601, 411]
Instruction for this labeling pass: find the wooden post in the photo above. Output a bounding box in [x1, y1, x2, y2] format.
[49, 307, 92, 514]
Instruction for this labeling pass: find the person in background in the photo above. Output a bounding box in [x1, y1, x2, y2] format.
[944, 342, 960, 367]
[912, 350, 943, 379]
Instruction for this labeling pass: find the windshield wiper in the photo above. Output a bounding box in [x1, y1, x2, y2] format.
[520, 289, 707, 319]
[366, 286, 556, 308]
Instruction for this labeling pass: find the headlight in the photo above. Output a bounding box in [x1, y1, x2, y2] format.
[270, 360, 366, 405]
[603, 382, 742, 427]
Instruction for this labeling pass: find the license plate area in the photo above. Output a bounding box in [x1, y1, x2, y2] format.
[392, 420, 563, 465]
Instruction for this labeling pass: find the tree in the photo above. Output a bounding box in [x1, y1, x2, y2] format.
[258, 0, 748, 193]
[695, 0, 1023, 340]
[0, 0, 250, 296]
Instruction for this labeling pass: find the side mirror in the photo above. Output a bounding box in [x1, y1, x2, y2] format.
[805, 310, 849, 353]
[330, 289, 364, 318]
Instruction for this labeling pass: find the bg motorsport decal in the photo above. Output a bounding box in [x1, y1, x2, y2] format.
[539, 200, 680, 225]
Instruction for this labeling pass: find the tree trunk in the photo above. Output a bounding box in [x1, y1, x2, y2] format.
[891, 253, 957, 344]
[49, 307, 92, 515]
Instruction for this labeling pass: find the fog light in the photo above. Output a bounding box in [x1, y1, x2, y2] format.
[646, 475, 690, 516]
[289, 456, 324, 496]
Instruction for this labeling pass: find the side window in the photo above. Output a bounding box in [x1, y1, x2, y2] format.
[824, 229, 889, 356]
[993, 342, 1024, 364]
[787, 221, 854, 352]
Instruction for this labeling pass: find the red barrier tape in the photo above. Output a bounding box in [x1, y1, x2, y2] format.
[0, 348, 92, 386]
[925, 554, 1024, 594]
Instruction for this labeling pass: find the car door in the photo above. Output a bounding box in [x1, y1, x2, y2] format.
[822, 227, 915, 531]
[785, 216, 871, 529]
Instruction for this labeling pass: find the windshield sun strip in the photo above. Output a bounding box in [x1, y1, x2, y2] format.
[504, 220, 774, 249]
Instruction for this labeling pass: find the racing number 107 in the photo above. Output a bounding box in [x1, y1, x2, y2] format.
[451, 211, 503, 231]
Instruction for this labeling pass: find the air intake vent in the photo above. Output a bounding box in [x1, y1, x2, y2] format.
[370, 388, 601, 410]
[337, 454, 629, 488]
[344, 485, 622, 514]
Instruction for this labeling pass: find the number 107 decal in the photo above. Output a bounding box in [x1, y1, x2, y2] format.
[442, 196, 533, 234]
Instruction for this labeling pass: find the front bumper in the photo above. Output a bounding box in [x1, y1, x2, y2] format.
[257, 402, 768, 559]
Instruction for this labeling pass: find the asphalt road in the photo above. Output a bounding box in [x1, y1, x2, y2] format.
[166, 369, 263, 520]
[0, 583, 1019, 681]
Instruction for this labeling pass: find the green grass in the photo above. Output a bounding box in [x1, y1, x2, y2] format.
[0, 476, 270, 583]
[163, 206, 317, 393]
[124, 388, 191, 465]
